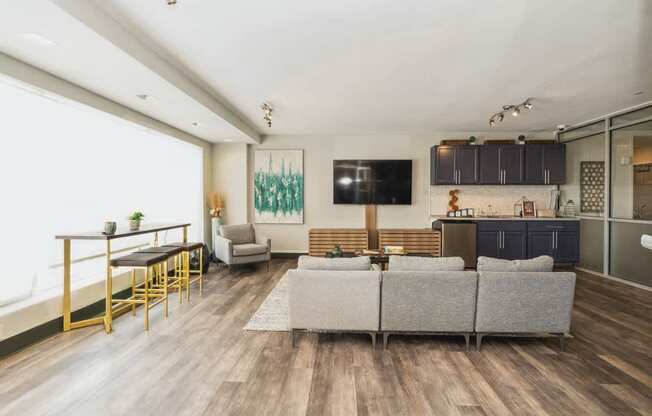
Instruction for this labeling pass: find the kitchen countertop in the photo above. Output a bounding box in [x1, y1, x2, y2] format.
[430, 215, 580, 222]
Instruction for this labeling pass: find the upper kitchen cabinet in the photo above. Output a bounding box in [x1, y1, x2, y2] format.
[431, 145, 479, 185]
[524, 144, 566, 185]
[479, 145, 524, 185]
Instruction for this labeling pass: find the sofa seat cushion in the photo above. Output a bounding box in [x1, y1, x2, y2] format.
[297, 255, 371, 271]
[233, 243, 268, 257]
[477, 255, 554, 272]
[220, 224, 255, 244]
[388, 256, 465, 272]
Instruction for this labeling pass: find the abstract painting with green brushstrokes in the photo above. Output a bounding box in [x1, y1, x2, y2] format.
[254, 149, 304, 224]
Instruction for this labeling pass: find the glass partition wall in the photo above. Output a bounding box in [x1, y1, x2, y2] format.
[559, 103, 652, 287]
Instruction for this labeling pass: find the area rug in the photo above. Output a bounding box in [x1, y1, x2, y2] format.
[244, 274, 289, 331]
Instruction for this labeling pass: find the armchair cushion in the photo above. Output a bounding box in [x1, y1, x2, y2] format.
[220, 224, 255, 244]
[233, 243, 268, 257]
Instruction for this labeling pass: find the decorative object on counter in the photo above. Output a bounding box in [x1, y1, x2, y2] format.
[468, 136, 477, 145]
[537, 209, 556, 218]
[517, 135, 526, 145]
[448, 189, 460, 212]
[103, 221, 117, 235]
[447, 208, 474, 218]
[440, 139, 469, 145]
[254, 149, 304, 224]
[580, 161, 605, 214]
[522, 200, 537, 217]
[563, 200, 577, 217]
[128, 211, 144, 231]
[488, 98, 533, 127]
[549, 189, 561, 213]
[325, 245, 343, 258]
[383, 245, 405, 255]
[484, 139, 515, 145]
[481, 204, 499, 217]
[514, 196, 528, 217]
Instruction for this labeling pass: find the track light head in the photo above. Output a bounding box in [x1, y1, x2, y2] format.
[166, 0, 177, 5]
[497, 113, 504, 122]
[524, 101, 533, 110]
[489, 119, 496, 127]
[512, 107, 520, 117]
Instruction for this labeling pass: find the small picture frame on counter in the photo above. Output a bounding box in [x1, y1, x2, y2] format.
[522, 200, 537, 217]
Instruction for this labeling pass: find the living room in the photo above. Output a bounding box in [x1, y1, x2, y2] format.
[1, 1, 652, 416]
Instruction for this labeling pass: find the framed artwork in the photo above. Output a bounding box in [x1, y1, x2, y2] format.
[254, 149, 304, 224]
[522, 200, 537, 217]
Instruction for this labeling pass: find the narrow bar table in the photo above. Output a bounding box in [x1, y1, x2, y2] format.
[55, 223, 190, 333]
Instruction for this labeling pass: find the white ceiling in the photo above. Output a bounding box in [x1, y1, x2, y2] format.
[1, 0, 651, 141]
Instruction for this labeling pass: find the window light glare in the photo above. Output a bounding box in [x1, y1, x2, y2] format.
[18, 33, 57, 47]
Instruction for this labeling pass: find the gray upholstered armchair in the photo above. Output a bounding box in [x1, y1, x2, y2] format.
[215, 224, 271, 270]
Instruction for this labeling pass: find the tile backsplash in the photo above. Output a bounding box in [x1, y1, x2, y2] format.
[430, 185, 557, 216]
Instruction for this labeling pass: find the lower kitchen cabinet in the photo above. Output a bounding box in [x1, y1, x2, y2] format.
[527, 221, 580, 264]
[476, 220, 579, 264]
[477, 221, 527, 260]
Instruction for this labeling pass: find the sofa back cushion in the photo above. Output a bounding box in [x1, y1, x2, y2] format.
[388, 256, 465, 272]
[477, 255, 553, 272]
[220, 224, 255, 244]
[297, 255, 371, 271]
[381, 271, 477, 332]
[475, 271, 576, 333]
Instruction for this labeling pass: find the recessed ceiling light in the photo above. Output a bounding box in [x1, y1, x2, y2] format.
[633, 90, 644, 96]
[18, 33, 57, 47]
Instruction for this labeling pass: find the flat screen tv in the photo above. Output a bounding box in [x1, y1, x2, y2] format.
[333, 159, 412, 205]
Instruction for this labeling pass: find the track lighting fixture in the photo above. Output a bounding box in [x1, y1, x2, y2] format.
[166, 0, 178, 6]
[260, 102, 273, 128]
[488, 99, 533, 127]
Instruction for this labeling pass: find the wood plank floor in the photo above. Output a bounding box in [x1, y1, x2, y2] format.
[1, 260, 651, 416]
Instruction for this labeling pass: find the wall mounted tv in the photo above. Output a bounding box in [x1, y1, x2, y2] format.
[333, 159, 412, 205]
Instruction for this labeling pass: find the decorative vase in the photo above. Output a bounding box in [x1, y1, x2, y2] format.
[104, 221, 117, 235]
[129, 219, 141, 231]
[563, 200, 577, 217]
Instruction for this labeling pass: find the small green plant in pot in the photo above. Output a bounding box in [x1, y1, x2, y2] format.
[128, 211, 145, 231]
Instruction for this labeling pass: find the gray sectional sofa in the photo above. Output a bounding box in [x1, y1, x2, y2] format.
[287, 255, 576, 350]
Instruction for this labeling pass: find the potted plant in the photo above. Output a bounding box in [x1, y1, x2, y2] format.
[128, 211, 145, 231]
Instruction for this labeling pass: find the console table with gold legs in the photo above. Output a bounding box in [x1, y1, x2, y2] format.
[55, 223, 191, 334]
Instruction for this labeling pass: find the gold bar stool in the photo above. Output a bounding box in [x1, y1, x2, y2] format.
[138, 245, 185, 304]
[163, 242, 204, 302]
[109, 252, 170, 330]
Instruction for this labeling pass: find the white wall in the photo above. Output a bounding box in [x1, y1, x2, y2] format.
[215, 133, 553, 253]
[560, 135, 606, 216]
[212, 143, 249, 225]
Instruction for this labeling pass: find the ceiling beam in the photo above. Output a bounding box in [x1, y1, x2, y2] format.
[50, 0, 261, 144]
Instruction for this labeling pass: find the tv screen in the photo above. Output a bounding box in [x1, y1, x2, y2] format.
[333, 160, 412, 204]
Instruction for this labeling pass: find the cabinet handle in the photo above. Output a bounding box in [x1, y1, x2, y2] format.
[501, 231, 505, 249]
[555, 231, 558, 250]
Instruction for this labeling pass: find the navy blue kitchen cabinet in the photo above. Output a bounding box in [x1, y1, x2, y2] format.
[524, 144, 566, 185]
[479, 145, 524, 185]
[431, 145, 479, 185]
[527, 221, 579, 264]
[477, 221, 527, 260]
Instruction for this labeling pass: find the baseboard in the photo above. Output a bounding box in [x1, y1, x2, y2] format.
[271, 252, 306, 259]
[0, 287, 133, 359]
[574, 267, 652, 292]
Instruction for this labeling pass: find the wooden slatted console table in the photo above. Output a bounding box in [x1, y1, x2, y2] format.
[309, 228, 369, 257]
[378, 228, 441, 256]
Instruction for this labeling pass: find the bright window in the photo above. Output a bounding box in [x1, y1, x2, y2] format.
[0, 76, 203, 306]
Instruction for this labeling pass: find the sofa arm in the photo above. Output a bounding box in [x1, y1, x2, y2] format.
[255, 234, 271, 252]
[214, 235, 233, 264]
